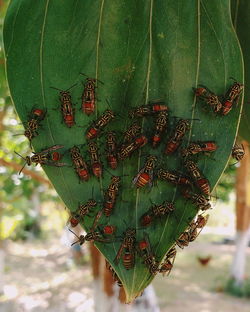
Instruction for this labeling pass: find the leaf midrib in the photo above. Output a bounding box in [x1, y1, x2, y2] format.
[134, 0, 154, 295]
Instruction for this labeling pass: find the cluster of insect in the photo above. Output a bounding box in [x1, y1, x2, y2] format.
[15, 75, 245, 288]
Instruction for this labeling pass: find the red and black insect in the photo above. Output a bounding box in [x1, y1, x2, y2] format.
[105, 260, 122, 287]
[51, 84, 77, 127]
[222, 80, 243, 115]
[158, 246, 177, 276]
[195, 214, 209, 229]
[114, 228, 136, 270]
[194, 87, 207, 97]
[140, 214, 153, 228]
[232, 143, 245, 162]
[182, 188, 211, 211]
[103, 176, 121, 217]
[15, 145, 67, 174]
[135, 135, 148, 147]
[184, 160, 210, 195]
[181, 141, 217, 158]
[176, 214, 209, 248]
[157, 169, 192, 186]
[140, 201, 175, 227]
[87, 141, 103, 178]
[130, 101, 168, 118]
[150, 102, 169, 113]
[70, 146, 90, 182]
[164, 119, 190, 155]
[176, 222, 197, 248]
[80, 74, 103, 115]
[105, 176, 121, 201]
[123, 123, 141, 143]
[26, 108, 46, 127]
[16, 108, 46, 147]
[176, 231, 191, 249]
[74, 199, 97, 221]
[67, 215, 79, 228]
[22, 128, 38, 146]
[117, 142, 136, 160]
[50, 149, 63, 162]
[106, 132, 118, 170]
[194, 85, 222, 113]
[69, 228, 112, 246]
[133, 155, 157, 188]
[186, 214, 209, 243]
[102, 225, 117, 235]
[137, 234, 159, 275]
[117, 135, 148, 160]
[152, 111, 168, 148]
[31, 108, 46, 119]
[86, 110, 115, 140]
[130, 106, 151, 118]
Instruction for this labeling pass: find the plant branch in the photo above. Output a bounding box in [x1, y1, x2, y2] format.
[0, 158, 51, 185]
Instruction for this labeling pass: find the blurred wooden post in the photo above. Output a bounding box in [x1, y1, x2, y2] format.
[231, 140, 250, 285]
[0, 203, 5, 295]
[88, 243, 107, 312]
[88, 244, 160, 312]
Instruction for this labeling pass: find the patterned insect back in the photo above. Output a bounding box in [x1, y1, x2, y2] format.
[114, 228, 136, 270]
[231, 143, 245, 162]
[80, 74, 102, 115]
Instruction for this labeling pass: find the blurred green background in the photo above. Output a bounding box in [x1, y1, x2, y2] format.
[0, 0, 68, 242]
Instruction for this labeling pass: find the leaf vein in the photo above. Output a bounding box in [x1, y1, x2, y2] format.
[39, 0, 75, 208]
[201, 1, 226, 87]
[133, 0, 154, 294]
[5, 0, 22, 56]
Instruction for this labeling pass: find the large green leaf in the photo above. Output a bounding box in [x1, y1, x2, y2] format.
[231, 0, 250, 142]
[4, 0, 243, 302]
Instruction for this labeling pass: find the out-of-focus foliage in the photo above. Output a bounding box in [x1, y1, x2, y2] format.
[0, 0, 64, 240]
[216, 163, 237, 202]
[225, 277, 250, 298]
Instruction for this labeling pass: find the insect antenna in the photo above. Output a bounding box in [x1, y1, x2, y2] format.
[68, 228, 82, 246]
[122, 219, 128, 228]
[79, 72, 87, 76]
[14, 151, 28, 175]
[149, 198, 155, 206]
[148, 98, 165, 104]
[14, 151, 26, 161]
[50, 83, 78, 92]
[170, 116, 200, 122]
[79, 73, 104, 85]
[229, 76, 237, 82]
[13, 133, 24, 136]
[196, 84, 215, 94]
[68, 228, 78, 237]
[103, 167, 115, 176]
[90, 210, 103, 232]
[50, 86, 63, 92]
[66, 83, 78, 91]
[105, 99, 113, 110]
[97, 79, 104, 85]
[71, 240, 80, 246]
[18, 162, 27, 175]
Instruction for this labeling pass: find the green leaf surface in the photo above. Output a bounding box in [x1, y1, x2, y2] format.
[231, 0, 250, 142]
[4, 0, 243, 302]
